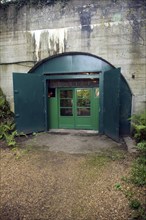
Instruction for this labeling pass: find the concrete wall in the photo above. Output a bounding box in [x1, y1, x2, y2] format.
[0, 0, 146, 112]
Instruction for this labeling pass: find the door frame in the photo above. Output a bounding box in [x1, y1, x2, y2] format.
[45, 74, 100, 131]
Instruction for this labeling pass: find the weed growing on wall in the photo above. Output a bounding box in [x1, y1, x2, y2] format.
[0, 88, 13, 122]
[0, 88, 18, 147]
[0, 0, 70, 9]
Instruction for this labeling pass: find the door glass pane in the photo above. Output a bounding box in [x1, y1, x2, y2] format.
[77, 99, 90, 107]
[60, 99, 72, 107]
[60, 108, 73, 116]
[77, 108, 90, 116]
[77, 89, 90, 99]
[60, 90, 73, 98]
[76, 89, 91, 116]
[60, 90, 73, 117]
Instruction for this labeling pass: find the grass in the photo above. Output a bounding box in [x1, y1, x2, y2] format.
[86, 154, 110, 167]
[10, 144, 32, 160]
[130, 159, 146, 186]
[84, 148, 125, 171]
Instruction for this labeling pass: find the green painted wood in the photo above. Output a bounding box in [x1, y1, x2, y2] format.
[58, 88, 75, 129]
[75, 88, 93, 130]
[56, 88, 99, 130]
[99, 72, 104, 134]
[103, 68, 121, 141]
[13, 73, 45, 133]
[48, 89, 58, 129]
[119, 78, 132, 135]
[92, 88, 99, 130]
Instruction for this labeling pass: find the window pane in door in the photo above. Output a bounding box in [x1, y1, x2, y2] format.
[60, 108, 73, 116]
[60, 99, 72, 107]
[77, 108, 90, 116]
[77, 89, 90, 99]
[60, 90, 73, 98]
[77, 99, 90, 107]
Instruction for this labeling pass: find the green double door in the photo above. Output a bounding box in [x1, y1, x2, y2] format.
[49, 88, 99, 130]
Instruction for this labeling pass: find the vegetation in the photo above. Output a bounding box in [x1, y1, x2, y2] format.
[131, 111, 146, 143]
[130, 111, 146, 187]
[129, 112, 146, 219]
[0, 88, 18, 147]
[117, 111, 146, 219]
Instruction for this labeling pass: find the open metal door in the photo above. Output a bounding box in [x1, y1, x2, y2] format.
[103, 68, 121, 141]
[13, 73, 45, 133]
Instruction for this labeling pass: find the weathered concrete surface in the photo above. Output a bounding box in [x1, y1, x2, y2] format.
[123, 136, 137, 153]
[0, 0, 146, 112]
[23, 131, 124, 154]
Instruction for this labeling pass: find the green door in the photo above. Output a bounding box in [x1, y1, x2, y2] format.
[75, 88, 92, 129]
[13, 73, 45, 133]
[48, 88, 58, 129]
[58, 88, 99, 130]
[59, 89, 74, 128]
[103, 68, 121, 141]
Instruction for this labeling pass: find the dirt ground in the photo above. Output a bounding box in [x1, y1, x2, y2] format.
[0, 133, 145, 220]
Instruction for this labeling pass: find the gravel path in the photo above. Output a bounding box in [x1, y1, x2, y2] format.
[0, 133, 145, 220]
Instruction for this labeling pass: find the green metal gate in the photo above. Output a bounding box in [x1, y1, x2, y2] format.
[102, 68, 121, 141]
[13, 73, 45, 133]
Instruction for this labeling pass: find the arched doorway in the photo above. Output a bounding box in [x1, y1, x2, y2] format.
[13, 52, 132, 141]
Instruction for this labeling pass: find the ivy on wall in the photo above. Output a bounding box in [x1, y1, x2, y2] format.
[0, 0, 70, 8]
